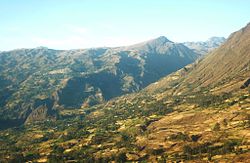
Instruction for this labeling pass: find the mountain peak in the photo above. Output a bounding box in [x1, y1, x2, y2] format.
[123, 36, 173, 52]
[138, 36, 173, 50]
[154, 36, 170, 42]
[148, 36, 172, 45]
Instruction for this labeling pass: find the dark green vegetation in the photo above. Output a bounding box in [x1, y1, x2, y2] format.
[0, 23, 249, 162]
[0, 36, 200, 126]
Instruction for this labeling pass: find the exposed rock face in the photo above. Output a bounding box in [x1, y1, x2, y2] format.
[25, 98, 57, 124]
[25, 105, 49, 124]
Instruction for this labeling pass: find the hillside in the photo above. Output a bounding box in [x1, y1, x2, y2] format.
[0, 24, 249, 162]
[182, 25, 250, 90]
[146, 23, 250, 95]
[0, 36, 199, 126]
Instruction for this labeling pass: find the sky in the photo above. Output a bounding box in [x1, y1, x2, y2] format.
[0, 0, 250, 51]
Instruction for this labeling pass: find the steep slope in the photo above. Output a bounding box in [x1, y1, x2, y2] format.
[183, 37, 226, 55]
[0, 36, 198, 125]
[178, 23, 250, 94]
[146, 24, 249, 95]
[0, 24, 249, 162]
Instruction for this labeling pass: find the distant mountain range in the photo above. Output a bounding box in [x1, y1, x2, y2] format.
[183, 37, 226, 55]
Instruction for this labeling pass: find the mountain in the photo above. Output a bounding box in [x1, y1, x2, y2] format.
[0, 36, 198, 125]
[183, 36, 226, 55]
[174, 25, 249, 94]
[0, 24, 249, 162]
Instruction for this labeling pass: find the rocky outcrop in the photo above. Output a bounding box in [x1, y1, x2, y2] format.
[25, 98, 57, 124]
[25, 105, 49, 124]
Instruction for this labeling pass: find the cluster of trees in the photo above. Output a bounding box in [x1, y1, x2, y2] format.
[186, 93, 232, 107]
[182, 139, 242, 160]
[48, 147, 128, 163]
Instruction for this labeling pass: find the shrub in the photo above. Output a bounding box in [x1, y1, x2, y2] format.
[191, 134, 201, 142]
[115, 152, 127, 162]
[169, 132, 189, 141]
[213, 123, 220, 131]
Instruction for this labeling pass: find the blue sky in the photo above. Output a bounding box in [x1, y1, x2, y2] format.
[0, 0, 250, 50]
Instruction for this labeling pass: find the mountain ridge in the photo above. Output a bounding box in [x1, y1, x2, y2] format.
[0, 36, 200, 125]
[183, 36, 226, 55]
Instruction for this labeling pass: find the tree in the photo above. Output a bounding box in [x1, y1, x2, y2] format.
[191, 134, 201, 142]
[115, 152, 127, 162]
[213, 123, 220, 131]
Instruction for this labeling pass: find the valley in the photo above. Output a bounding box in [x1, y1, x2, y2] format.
[0, 23, 249, 162]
